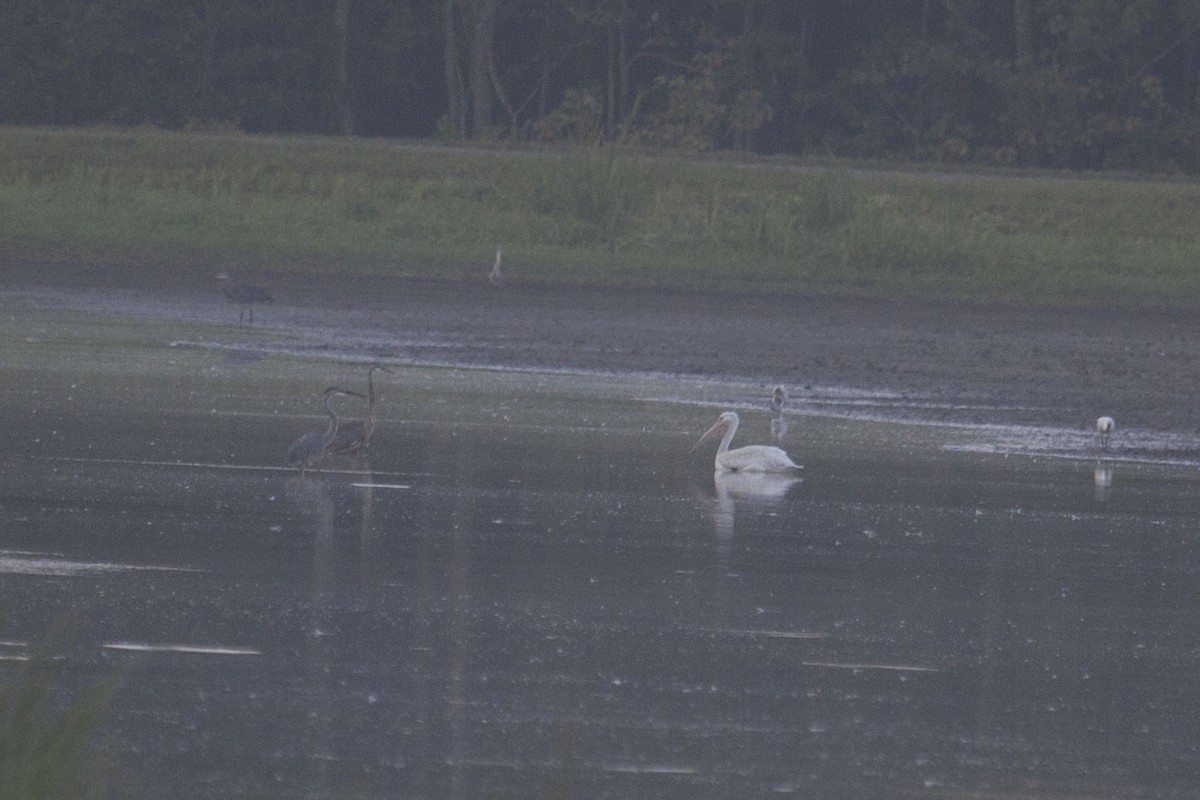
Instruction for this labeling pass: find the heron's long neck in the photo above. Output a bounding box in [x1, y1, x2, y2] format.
[322, 396, 339, 445]
[717, 418, 737, 455]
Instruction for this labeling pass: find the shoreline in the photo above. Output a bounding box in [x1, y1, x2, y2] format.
[7, 262, 1200, 438]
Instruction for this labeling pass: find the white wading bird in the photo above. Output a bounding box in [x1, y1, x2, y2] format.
[488, 244, 505, 286]
[1096, 415, 1115, 450]
[692, 411, 802, 473]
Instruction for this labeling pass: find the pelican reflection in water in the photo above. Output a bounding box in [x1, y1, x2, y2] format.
[692, 411, 802, 473]
[288, 386, 365, 476]
[711, 470, 802, 542]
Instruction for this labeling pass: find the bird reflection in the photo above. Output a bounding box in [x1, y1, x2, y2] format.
[284, 473, 334, 519]
[286, 473, 337, 794]
[1093, 465, 1114, 502]
[710, 471, 802, 546]
[355, 458, 378, 581]
[770, 415, 789, 441]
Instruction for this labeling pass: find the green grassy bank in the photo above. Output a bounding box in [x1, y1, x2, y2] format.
[3, 125, 1200, 308]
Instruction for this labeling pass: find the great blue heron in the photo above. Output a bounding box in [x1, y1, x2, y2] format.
[216, 272, 273, 325]
[1096, 415, 1115, 450]
[692, 411, 802, 473]
[287, 386, 365, 476]
[770, 385, 787, 412]
[488, 244, 505, 287]
[327, 362, 395, 457]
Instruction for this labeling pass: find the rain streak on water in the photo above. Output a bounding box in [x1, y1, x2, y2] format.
[1, 306, 1199, 799]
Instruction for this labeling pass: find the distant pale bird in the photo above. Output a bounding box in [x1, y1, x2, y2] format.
[1096, 416, 1115, 450]
[216, 272, 273, 325]
[488, 244, 505, 287]
[770, 385, 787, 412]
[328, 363, 395, 457]
[692, 411, 801, 473]
[288, 386, 365, 476]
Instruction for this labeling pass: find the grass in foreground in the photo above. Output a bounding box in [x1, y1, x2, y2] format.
[0, 621, 116, 800]
[3, 125, 1200, 308]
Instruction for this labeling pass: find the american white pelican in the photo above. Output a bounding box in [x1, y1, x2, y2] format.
[488, 244, 505, 286]
[770, 385, 787, 412]
[692, 411, 801, 473]
[1096, 415, 1115, 450]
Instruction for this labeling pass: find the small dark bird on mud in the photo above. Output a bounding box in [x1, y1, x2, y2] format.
[216, 272, 273, 325]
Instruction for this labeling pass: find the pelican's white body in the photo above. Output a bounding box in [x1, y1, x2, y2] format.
[1096, 415, 1115, 449]
[694, 411, 801, 473]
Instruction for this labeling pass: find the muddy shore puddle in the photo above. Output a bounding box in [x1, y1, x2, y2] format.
[2, 307, 1200, 798]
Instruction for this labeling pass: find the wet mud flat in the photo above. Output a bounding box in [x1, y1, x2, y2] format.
[9, 260, 1200, 435]
[2, 265, 1200, 798]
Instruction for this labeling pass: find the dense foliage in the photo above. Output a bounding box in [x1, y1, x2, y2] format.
[5, 1, 1200, 171]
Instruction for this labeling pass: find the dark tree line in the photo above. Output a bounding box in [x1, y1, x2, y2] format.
[5, 0, 1200, 171]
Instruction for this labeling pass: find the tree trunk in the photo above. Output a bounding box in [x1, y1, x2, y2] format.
[606, 18, 616, 138]
[200, 0, 216, 115]
[1013, 0, 1040, 166]
[443, 0, 465, 137]
[333, 0, 353, 135]
[468, 0, 495, 137]
[617, 6, 628, 130]
[737, 0, 756, 151]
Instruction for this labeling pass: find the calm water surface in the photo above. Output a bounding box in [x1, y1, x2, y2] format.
[1, 310, 1199, 798]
